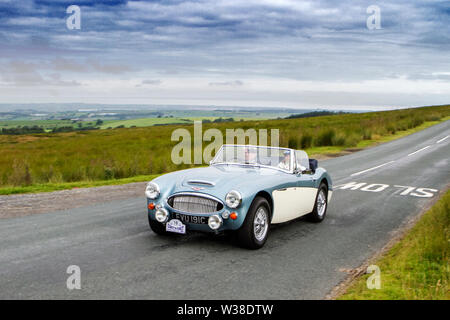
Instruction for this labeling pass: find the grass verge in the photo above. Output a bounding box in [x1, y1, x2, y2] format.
[338, 189, 450, 300]
[0, 174, 160, 195]
[307, 116, 449, 158]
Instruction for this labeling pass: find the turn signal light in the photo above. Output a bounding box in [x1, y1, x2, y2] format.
[230, 212, 238, 220]
[148, 202, 155, 210]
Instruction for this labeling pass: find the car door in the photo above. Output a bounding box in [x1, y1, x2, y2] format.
[271, 150, 316, 224]
[295, 171, 316, 217]
[271, 177, 303, 224]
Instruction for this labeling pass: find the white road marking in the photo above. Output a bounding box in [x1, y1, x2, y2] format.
[436, 135, 449, 143]
[407, 145, 431, 156]
[350, 161, 395, 177]
[337, 182, 438, 198]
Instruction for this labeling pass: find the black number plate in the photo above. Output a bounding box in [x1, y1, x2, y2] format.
[174, 213, 208, 224]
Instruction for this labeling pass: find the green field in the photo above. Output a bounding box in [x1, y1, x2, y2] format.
[339, 189, 450, 300]
[0, 119, 97, 129]
[100, 116, 270, 129]
[0, 105, 449, 194]
[100, 117, 192, 128]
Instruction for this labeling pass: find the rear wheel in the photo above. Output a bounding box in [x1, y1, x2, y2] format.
[236, 197, 271, 249]
[307, 182, 328, 222]
[148, 215, 167, 235]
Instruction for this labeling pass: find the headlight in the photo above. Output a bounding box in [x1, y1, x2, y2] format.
[225, 190, 242, 208]
[145, 182, 160, 199]
[208, 215, 222, 230]
[155, 208, 169, 223]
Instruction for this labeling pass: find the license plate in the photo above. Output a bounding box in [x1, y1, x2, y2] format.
[174, 213, 208, 225]
[166, 219, 186, 234]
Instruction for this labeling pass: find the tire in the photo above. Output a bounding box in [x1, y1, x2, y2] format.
[307, 182, 328, 222]
[148, 215, 167, 235]
[236, 197, 271, 249]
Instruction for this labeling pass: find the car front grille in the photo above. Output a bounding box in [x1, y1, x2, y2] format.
[168, 194, 223, 214]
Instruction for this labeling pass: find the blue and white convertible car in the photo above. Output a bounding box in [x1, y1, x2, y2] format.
[145, 145, 332, 249]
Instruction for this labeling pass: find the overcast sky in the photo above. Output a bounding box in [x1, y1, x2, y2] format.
[0, 0, 449, 110]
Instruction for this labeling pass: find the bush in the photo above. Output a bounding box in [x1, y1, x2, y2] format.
[300, 134, 313, 148]
[316, 128, 336, 146]
[8, 160, 32, 186]
[288, 136, 298, 149]
[331, 132, 347, 146]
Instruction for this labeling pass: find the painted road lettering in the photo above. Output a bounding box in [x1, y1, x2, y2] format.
[335, 182, 438, 198]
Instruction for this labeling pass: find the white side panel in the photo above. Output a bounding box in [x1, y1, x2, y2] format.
[271, 187, 317, 224]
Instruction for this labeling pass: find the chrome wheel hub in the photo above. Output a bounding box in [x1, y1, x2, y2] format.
[317, 189, 327, 217]
[254, 207, 268, 242]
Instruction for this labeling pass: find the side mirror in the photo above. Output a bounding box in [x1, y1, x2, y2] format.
[294, 165, 306, 174]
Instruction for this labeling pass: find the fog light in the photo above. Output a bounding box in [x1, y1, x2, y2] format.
[208, 215, 222, 230]
[221, 211, 230, 219]
[155, 208, 169, 223]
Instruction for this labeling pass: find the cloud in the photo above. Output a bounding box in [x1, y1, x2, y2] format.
[0, 61, 82, 87]
[0, 1, 449, 107]
[141, 79, 162, 85]
[136, 79, 162, 87]
[209, 80, 243, 87]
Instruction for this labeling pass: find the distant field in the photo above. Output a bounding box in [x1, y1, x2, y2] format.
[0, 105, 448, 191]
[0, 116, 275, 131]
[100, 116, 268, 129]
[100, 117, 192, 128]
[0, 119, 99, 131]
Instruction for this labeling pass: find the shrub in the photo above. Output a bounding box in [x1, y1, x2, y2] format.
[315, 128, 335, 146]
[8, 160, 32, 186]
[288, 136, 298, 149]
[300, 134, 313, 148]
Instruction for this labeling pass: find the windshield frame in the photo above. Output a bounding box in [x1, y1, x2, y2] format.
[210, 144, 295, 174]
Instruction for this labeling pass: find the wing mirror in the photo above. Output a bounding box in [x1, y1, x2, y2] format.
[294, 165, 311, 175]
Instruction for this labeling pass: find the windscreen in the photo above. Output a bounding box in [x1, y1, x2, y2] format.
[211, 145, 293, 172]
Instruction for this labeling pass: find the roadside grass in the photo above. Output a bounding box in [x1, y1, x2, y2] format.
[0, 174, 160, 195]
[0, 105, 449, 195]
[306, 116, 450, 158]
[338, 189, 450, 300]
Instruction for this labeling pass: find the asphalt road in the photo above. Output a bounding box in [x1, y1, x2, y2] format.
[0, 120, 449, 299]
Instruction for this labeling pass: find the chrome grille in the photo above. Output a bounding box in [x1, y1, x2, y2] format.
[169, 194, 222, 214]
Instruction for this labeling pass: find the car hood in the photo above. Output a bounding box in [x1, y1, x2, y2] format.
[152, 164, 295, 200]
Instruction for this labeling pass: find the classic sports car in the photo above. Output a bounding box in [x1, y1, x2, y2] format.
[145, 144, 333, 249]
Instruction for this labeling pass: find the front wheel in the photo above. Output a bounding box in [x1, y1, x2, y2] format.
[307, 182, 328, 222]
[235, 197, 271, 249]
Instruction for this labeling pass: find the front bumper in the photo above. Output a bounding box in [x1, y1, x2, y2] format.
[147, 197, 245, 233]
[147, 198, 245, 233]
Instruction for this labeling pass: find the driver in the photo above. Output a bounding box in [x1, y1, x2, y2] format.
[278, 150, 291, 170]
[244, 147, 257, 163]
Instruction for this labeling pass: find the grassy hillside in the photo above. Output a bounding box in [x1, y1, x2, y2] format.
[0, 105, 449, 191]
[339, 189, 450, 300]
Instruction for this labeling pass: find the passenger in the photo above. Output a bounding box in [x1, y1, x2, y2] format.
[278, 150, 291, 170]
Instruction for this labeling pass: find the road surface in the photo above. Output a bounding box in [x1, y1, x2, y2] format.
[0, 120, 449, 299]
